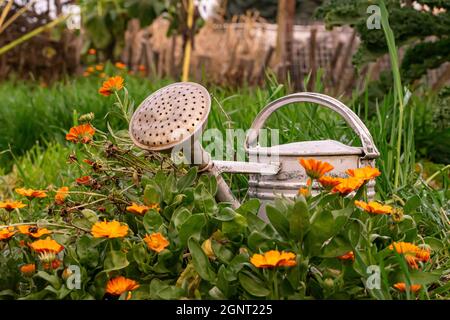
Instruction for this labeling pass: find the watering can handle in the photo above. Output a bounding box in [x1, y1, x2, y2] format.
[245, 92, 379, 159]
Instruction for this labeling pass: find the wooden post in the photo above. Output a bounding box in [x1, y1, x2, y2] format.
[181, 0, 195, 82]
[275, 0, 296, 81]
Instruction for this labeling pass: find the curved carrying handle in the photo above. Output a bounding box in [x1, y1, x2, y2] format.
[245, 92, 379, 159]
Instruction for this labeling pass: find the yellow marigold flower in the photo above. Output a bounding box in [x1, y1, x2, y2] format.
[250, 250, 297, 268]
[15, 188, 47, 200]
[86, 66, 94, 73]
[115, 62, 126, 69]
[99, 75, 124, 96]
[126, 202, 160, 216]
[337, 251, 355, 261]
[55, 187, 69, 205]
[18, 225, 52, 238]
[299, 158, 334, 179]
[354, 200, 392, 215]
[0, 227, 16, 240]
[332, 177, 364, 195]
[106, 276, 139, 297]
[144, 233, 169, 253]
[66, 124, 95, 144]
[346, 166, 381, 181]
[318, 176, 344, 189]
[393, 282, 421, 293]
[91, 220, 129, 238]
[29, 237, 64, 254]
[99, 72, 106, 78]
[20, 264, 36, 276]
[0, 200, 27, 212]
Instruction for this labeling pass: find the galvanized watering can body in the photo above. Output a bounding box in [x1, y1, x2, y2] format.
[244, 92, 380, 210]
[128, 83, 379, 213]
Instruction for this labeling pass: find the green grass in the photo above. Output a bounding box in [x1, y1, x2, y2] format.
[0, 74, 172, 169]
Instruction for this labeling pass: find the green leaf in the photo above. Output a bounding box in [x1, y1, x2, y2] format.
[404, 195, 421, 214]
[103, 250, 129, 272]
[236, 199, 261, 216]
[177, 167, 198, 191]
[238, 273, 270, 297]
[179, 214, 206, 246]
[171, 207, 191, 230]
[215, 207, 237, 221]
[222, 213, 247, 237]
[423, 237, 444, 251]
[288, 199, 310, 242]
[34, 271, 61, 289]
[409, 270, 442, 285]
[320, 236, 353, 258]
[266, 205, 289, 239]
[81, 209, 99, 224]
[188, 238, 216, 283]
[76, 236, 100, 268]
[144, 182, 161, 205]
[143, 210, 163, 233]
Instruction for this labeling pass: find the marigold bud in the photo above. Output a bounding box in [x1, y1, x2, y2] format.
[201, 239, 215, 258]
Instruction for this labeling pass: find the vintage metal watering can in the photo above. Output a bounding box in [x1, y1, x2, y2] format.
[129, 82, 379, 213]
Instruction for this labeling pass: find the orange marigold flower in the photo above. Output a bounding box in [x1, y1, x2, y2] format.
[354, 200, 392, 215]
[99, 72, 106, 78]
[0, 227, 16, 240]
[0, 200, 27, 212]
[388, 242, 431, 269]
[88, 48, 96, 55]
[298, 188, 310, 197]
[318, 176, 344, 189]
[144, 233, 169, 253]
[29, 237, 64, 254]
[393, 282, 422, 293]
[126, 203, 160, 216]
[76, 176, 92, 186]
[83, 71, 90, 77]
[106, 276, 139, 296]
[87, 66, 94, 73]
[18, 225, 52, 238]
[346, 166, 381, 181]
[115, 62, 126, 69]
[99, 75, 124, 96]
[250, 250, 297, 268]
[337, 251, 355, 261]
[66, 124, 95, 144]
[299, 158, 334, 179]
[332, 177, 364, 195]
[20, 263, 36, 276]
[95, 64, 104, 71]
[416, 247, 431, 263]
[138, 64, 146, 72]
[55, 187, 69, 205]
[91, 220, 129, 238]
[15, 188, 47, 200]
